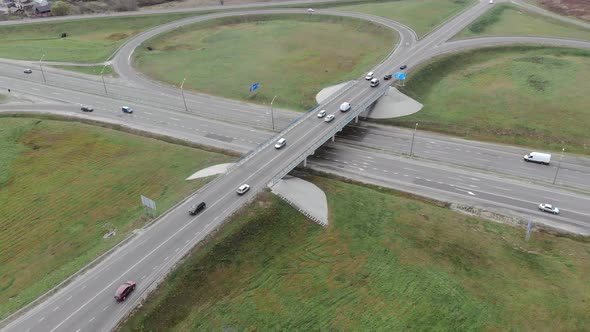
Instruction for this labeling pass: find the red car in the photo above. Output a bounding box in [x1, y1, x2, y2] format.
[114, 281, 136, 302]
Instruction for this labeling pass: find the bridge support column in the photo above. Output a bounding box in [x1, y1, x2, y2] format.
[331, 135, 335, 142]
[355, 116, 359, 123]
[303, 157, 307, 168]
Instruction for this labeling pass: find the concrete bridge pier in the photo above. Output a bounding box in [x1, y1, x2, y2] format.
[355, 115, 359, 123]
[331, 134, 335, 142]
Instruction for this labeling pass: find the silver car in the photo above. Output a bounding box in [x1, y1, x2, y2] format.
[324, 114, 335, 122]
[237, 184, 250, 195]
[538, 203, 559, 215]
[317, 110, 327, 118]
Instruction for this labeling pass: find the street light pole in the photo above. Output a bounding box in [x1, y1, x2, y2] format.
[409, 122, 418, 157]
[180, 77, 188, 112]
[270, 95, 277, 131]
[100, 63, 108, 96]
[39, 53, 47, 84]
[552, 148, 565, 184]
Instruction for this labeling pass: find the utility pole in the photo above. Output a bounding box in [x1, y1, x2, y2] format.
[39, 53, 47, 84]
[100, 63, 108, 96]
[180, 77, 188, 112]
[270, 95, 277, 131]
[409, 122, 418, 157]
[552, 148, 565, 184]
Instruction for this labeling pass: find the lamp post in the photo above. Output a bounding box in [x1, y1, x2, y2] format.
[552, 148, 565, 184]
[100, 63, 108, 96]
[270, 95, 277, 131]
[180, 77, 188, 112]
[409, 123, 418, 157]
[39, 53, 47, 84]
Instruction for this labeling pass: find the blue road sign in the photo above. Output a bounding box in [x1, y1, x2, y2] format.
[394, 72, 406, 80]
[249, 82, 259, 92]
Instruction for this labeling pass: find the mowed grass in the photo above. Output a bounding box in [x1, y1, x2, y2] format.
[457, 4, 590, 41]
[390, 46, 590, 155]
[0, 12, 200, 63]
[120, 177, 590, 331]
[0, 118, 233, 319]
[51, 65, 116, 77]
[329, 0, 476, 38]
[134, 15, 396, 111]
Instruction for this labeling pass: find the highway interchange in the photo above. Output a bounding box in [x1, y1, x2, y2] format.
[1, 0, 590, 331]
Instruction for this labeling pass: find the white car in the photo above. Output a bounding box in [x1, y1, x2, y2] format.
[274, 138, 286, 149]
[365, 72, 374, 80]
[370, 78, 380, 87]
[538, 203, 559, 215]
[236, 184, 250, 195]
[324, 114, 335, 122]
[24, 68, 32, 74]
[317, 110, 327, 118]
[307, 8, 315, 13]
[339, 102, 351, 112]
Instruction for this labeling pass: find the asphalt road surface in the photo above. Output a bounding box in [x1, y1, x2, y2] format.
[2, 1, 590, 331]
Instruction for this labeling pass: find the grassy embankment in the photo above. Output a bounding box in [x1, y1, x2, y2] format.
[323, 0, 477, 38]
[0, 12, 201, 63]
[456, 3, 590, 40]
[390, 46, 590, 155]
[134, 14, 396, 111]
[120, 177, 590, 331]
[0, 118, 233, 319]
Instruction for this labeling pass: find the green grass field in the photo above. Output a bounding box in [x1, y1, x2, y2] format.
[0, 12, 201, 63]
[120, 177, 590, 331]
[457, 4, 590, 40]
[329, 0, 476, 38]
[391, 46, 590, 155]
[0, 118, 233, 319]
[134, 15, 396, 111]
[51, 65, 116, 77]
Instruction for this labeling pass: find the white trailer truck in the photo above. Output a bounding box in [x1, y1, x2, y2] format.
[524, 152, 551, 165]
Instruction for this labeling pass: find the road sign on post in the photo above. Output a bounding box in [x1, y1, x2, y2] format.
[525, 218, 533, 241]
[141, 195, 157, 217]
[249, 82, 259, 93]
[394, 72, 407, 86]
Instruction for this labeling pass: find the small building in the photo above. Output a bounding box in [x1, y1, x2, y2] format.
[34, 3, 50, 15]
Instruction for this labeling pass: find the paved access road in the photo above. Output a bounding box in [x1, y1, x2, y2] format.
[2, 1, 590, 331]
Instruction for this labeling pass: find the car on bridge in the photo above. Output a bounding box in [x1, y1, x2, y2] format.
[340, 102, 351, 112]
[400, 64, 408, 70]
[383, 74, 392, 80]
[365, 72, 374, 80]
[539, 203, 559, 215]
[237, 184, 250, 195]
[114, 281, 136, 302]
[121, 106, 134, 114]
[317, 110, 327, 118]
[370, 78, 380, 87]
[275, 138, 287, 149]
[324, 114, 335, 122]
[81, 105, 93, 112]
[24, 68, 32, 74]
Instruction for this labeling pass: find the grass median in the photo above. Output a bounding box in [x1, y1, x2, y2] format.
[391, 46, 590, 155]
[0, 117, 233, 319]
[119, 177, 590, 331]
[134, 14, 397, 111]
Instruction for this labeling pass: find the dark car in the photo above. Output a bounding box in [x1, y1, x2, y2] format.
[121, 106, 133, 114]
[24, 68, 32, 74]
[189, 202, 206, 215]
[383, 74, 392, 80]
[399, 64, 408, 70]
[114, 281, 136, 302]
[81, 105, 93, 112]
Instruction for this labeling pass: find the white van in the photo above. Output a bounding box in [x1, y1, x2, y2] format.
[524, 152, 551, 165]
[339, 102, 351, 112]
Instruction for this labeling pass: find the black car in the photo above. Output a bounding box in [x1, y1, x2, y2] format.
[400, 64, 408, 70]
[383, 74, 392, 80]
[24, 68, 32, 74]
[81, 105, 93, 112]
[189, 202, 206, 215]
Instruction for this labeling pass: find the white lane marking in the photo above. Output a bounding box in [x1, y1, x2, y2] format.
[66, 296, 72, 301]
[164, 256, 170, 261]
[32, 88, 40, 91]
[403, 174, 409, 177]
[473, 157, 489, 162]
[103, 306, 109, 311]
[469, 185, 479, 188]
[185, 240, 190, 244]
[144, 112, 152, 115]
[153, 266, 158, 270]
[89, 317, 95, 322]
[469, 177, 480, 181]
[382, 170, 389, 173]
[25, 329, 31, 332]
[39, 317, 45, 322]
[141, 275, 146, 280]
[170, 118, 179, 121]
[81, 285, 86, 290]
[75, 329, 80, 332]
[492, 186, 512, 191]
[403, 167, 416, 171]
[53, 306, 59, 312]
[174, 248, 180, 252]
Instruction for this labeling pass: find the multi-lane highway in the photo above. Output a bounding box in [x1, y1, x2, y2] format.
[2, 0, 590, 331]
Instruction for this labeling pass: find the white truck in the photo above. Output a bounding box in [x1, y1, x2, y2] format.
[524, 152, 551, 165]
